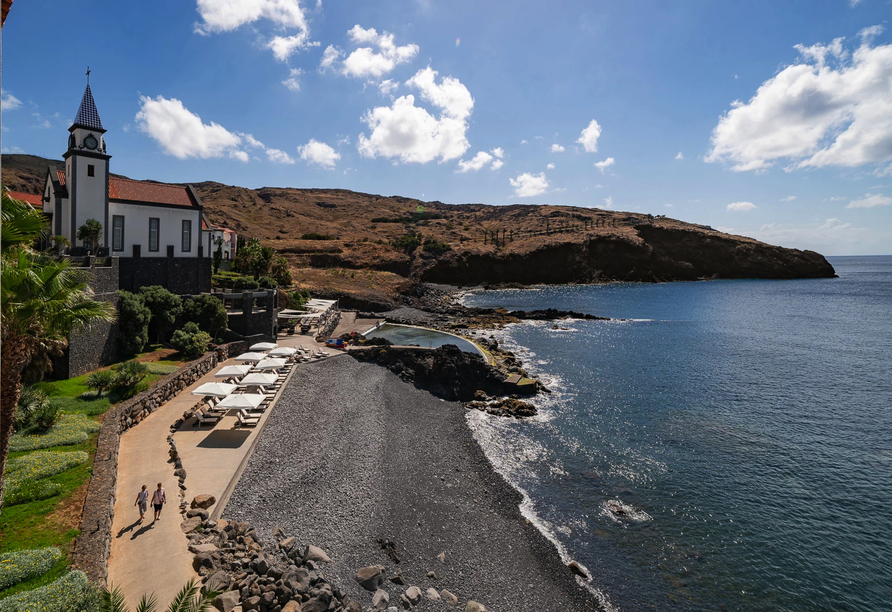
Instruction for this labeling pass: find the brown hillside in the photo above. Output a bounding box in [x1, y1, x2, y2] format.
[3, 154, 836, 310]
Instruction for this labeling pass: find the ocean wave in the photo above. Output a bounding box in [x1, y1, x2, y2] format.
[600, 499, 653, 525]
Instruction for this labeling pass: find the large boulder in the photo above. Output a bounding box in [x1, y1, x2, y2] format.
[191, 494, 217, 509]
[466, 602, 488, 612]
[405, 586, 422, 605]
[441, 590, 459, 606]
[372, 589, 390, 610]
[355, 565, 385, 591]
[303, 545, 331, 563]
[281, 602, 302, 612]
[205, 570, 230, 593]
[213, 590, 240, 612]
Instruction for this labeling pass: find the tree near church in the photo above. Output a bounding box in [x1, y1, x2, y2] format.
[76, 218, 103, 253]
[139, 285, 182, 343]
[212, 237, 223, 274]
[234, 237, 275, 279]
[1, 189, 116, 513]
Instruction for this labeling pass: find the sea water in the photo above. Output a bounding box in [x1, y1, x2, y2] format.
[462, 256, 892, 612]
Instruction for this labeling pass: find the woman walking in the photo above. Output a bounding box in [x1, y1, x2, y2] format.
[134, 485, 149, 524]
[152, 482, 166, 521]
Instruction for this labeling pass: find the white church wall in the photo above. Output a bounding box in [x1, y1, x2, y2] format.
[109, 201, 201, 258]
[71, 156, 108, 247]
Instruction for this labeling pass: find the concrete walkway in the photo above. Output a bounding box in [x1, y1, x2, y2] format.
[107, 332, 327, 607]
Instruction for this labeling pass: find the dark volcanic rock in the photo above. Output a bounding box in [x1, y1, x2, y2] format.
[348, 345, 509, 401]
[420, 226, 836, 285]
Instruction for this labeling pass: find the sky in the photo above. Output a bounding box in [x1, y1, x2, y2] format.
[2, 0, 891, 255]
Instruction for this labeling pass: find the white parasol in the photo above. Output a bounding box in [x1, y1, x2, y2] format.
[191, 382, 237, 397]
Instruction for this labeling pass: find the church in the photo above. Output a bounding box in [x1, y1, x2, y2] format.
[41, 82, 208, 264]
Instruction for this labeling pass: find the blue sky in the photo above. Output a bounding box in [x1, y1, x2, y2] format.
[2, 0, 891, 255]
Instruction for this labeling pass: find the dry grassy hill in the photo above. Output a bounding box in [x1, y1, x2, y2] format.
[3, 154, 836, 310]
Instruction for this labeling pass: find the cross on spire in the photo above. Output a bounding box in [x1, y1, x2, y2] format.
[86, 66, 91, 85]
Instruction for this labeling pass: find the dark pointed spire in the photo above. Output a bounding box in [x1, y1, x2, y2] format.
[72, 84, 104, 132]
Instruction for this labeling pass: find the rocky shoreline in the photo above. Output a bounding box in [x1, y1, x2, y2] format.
[221, 357, 603, 612]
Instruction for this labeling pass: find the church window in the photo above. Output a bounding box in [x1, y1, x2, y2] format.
[182, 220, 192, 252]
[87, 164, 95, 177]
[112, 216, 125, 251]
[149, 218, 160, 251]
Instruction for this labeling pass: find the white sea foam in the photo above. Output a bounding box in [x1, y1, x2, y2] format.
[600, 499, 653, 525]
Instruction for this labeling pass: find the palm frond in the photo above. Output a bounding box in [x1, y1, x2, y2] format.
[1, 187, 49, 252]
[136, 592, 159, 612]
[186, 588, 219, 612]
[165, 578, 200, 612]
[102, 585, 130, 612]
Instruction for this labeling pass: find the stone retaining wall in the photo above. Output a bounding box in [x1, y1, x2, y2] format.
[314, 310, 341, 341]
[71, 340, 249, 585]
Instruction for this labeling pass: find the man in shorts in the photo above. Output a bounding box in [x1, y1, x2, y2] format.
[152, 482, 166, 521]
[134, 484, 149, 524]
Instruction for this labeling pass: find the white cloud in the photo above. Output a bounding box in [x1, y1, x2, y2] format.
[780, 195, 797, 202]
[510, 172, 549, 197]
[603, 196, 614, 209]
[320, 45, 344, 71]
[378, 79, 398, 96]
[594, 157, 615, 173]
[547, 163, 555, 170]
[850, 0, 862, 6]
[577, 119, 602, 152]
[298, 139, 340, 168]
[330, 25, 419, 79]
[520, 139, 528, 144]
[194, 0, 316, 60]
[136, 95, 248, 161]
[457, 151, 493, 172]
[717, 226, 735, 233]
[727, 201, 757, 211]
[664, 203, 674, 208]
[675, 151, 684, 160]
[550, 144, 565, 153]
[847, 193, 892, 208]
[706, 28, 892, 173]
[357, 68, 473, 164]
[456, 148, 504, 172]
[266, 148, 296, 164]
[282, 68, 304, 91]
[2, 145, 25, 154]
[1, 90, 22, 111]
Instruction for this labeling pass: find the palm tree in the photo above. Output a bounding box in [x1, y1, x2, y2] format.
[0, 189, 116, 513]
[103, 579, 218, 612]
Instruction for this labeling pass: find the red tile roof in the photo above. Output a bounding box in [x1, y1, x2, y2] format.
[8, 191, 42, 207]
[109, 177, 198, 208]
[57, 170, 66, 185]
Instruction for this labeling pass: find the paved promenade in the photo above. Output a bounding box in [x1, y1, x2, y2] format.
[106, 331, 345, 606]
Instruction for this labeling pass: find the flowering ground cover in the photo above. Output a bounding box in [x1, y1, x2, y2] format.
[3, 452, 89, 507]
[0, 548, 62, 591]
[8, 415, 101, 452]
[0, 570, 98, 612]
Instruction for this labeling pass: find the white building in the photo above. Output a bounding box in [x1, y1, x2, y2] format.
[201, 215, 238, 267]
[42, 83, 204, 259]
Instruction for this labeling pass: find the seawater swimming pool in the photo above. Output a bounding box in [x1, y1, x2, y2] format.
[363, 323, 484, 356]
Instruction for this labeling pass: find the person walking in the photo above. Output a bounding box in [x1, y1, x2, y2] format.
[134, 485, 149, 524]
[152, 482, 166, 521]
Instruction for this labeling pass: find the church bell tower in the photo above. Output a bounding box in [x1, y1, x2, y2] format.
[63, 69, 112, 250]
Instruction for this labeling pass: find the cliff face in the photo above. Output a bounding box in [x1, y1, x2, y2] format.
[420, 225, 835, 285]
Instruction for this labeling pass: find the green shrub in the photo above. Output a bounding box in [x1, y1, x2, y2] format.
[0, 570, 91, 612]
[113, 360, 148, 390]
[422, 238, 451, 253]
[270, 256, 293, 286]
[232, 276, 260, 290]
[171, 322, 212, 359]
[14, 387, 55, 433]
[257, 276, 278, 289]
[9, 414, 101, 452]
[181, 294, 228, 335]
[117, 290, 151, 356]
[85, 370, 115, 397]
[392, 233, 421, 253]
[5, 451, 90, 489]
[0, 548, 63, 591]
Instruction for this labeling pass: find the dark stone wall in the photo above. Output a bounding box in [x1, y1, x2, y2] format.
[71, 340, 249, 585]
[118, 256, 212, 294]
[218, 291, 278, 340]
[53, 261, 121, 379]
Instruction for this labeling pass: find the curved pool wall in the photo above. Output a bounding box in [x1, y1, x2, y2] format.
[363, 323, 486, 357]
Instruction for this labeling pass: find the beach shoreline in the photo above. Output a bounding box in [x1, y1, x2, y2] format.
[222, 355, 603, 611]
